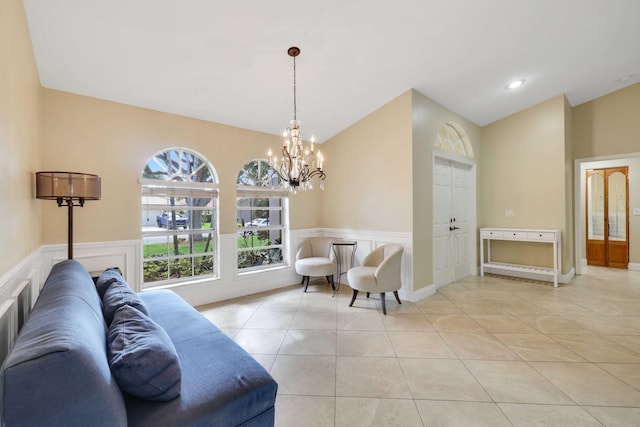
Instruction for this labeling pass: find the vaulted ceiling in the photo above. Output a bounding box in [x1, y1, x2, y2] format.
[23, 0, 640, 141]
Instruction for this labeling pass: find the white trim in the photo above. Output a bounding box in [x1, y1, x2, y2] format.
[40, 240, 141, 290]
[574, 152, 640, 274]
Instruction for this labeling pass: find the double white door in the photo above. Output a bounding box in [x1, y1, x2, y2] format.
[434, 157, 473, 286]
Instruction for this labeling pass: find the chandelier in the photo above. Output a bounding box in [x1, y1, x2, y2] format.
[267, 46, 325, 192]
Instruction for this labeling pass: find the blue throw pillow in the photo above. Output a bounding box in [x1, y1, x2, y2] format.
[107, 304, 182, 401]
[95, 268, 124, 298]
[102, 280, 149, 326]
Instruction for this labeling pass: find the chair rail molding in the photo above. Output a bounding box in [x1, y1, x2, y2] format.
[319, 228, 417, 301]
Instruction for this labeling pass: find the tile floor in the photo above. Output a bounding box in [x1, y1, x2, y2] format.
[198, 267, 640, 426]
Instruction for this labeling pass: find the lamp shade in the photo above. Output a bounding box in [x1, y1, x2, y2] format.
[35, 172, 101, 200]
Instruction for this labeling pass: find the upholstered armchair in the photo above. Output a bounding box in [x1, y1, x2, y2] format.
[346, 244, 403, 315]
[294, 237, 336, 292]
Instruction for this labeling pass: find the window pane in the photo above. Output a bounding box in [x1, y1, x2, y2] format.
[141, 147, 219, 287]
[238, 229, 282, 249]
[237, 248, 283, 269]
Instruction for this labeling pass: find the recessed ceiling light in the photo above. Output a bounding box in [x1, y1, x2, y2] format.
[506, 79, 525, 90]
[617, 75, 633, 83]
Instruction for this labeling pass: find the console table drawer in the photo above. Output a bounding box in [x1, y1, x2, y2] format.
[527, 231, 556, 241]
[506, 231, 527, 239]
[480, 230, 503, 238]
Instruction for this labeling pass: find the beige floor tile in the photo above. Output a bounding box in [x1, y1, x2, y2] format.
[515, 314, 592, 334]
[197, 266, 640, 425]
[440, 332, 520, 360]
[425, 313, 486, 332]
[336, 357, 412, 398]
[597, 363, 640, 390]
[584, 406, 640, 427]
[290, 312, 338, 330]
[531, 300, 593, 314]
[201, 308, 254, 329]
[275, 395, 335, 427]
[464, 360, 575, 404]
[498, 403, 602, 426]
[399, 358, 491, 401]
[257, 298, 301, 312]
[469, 314, 539, 333]
[249, 353, 277, 371]
[337, 331, 395, 357]
[563, 314, 640, 335]
[298, 297, 339, 313]
[280, 330, 337, 356]
[244, 310, 295, 329]
[233, 329, 286, 354]
[271, 355, 336, 396]
[388, 331, 456, 358]
[454, 302, 512, 315]
[494, 333, 585, 362]
[415, 400, 512, 427]
[339, 295, 380, 313]
[382, 313, 434, 331]
[337, 311, 386, 331]
[502, 301, 550, 315]
[415, 299, 462, 313]
[550, 334, 640, 363]
[530, 361, 640, 406]
[335, 397, 423, 427]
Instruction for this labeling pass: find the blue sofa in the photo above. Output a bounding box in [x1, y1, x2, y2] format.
[0, 260, 277, 426]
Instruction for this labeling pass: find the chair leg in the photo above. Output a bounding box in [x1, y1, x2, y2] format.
[349, 289, 359, 307]
[327, 275, 335, 291]
[301, 276, 305, 285]
[366, 292, 370, 298]
[393, 290, 402, 305]
[303, 276, 310, 292]
[380, 293, 387, 315]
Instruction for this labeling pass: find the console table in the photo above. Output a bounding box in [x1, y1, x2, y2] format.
[480, 228, 561, 287]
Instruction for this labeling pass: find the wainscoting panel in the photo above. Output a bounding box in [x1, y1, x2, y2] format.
[39, 240, 141, 290]
[320, 228, 416, 301]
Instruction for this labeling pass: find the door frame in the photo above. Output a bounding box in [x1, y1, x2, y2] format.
[433, 151, 477, 287]
[574, 152, 640, 275]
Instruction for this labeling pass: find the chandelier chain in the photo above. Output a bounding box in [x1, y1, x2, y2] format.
[292, 54, 297, 120]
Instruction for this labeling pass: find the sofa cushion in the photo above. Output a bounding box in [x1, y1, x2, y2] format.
[0, 259, 128, 426]
[125, 290, 278, 427]
[103, 279, 149, 326]
[96, 267, 123, 298]
[107, 304, 182, 401]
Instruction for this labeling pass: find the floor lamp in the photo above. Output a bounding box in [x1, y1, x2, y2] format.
[35, 172, 101, 259]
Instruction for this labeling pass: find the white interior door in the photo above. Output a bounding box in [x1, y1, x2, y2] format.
[434, 157, 472, 286]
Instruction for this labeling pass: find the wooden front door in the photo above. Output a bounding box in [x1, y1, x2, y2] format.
[586, 167, 629, 268]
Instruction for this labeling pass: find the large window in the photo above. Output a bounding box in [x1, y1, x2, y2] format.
[141, 148, 219, 288]
[236, 159, 288, 272]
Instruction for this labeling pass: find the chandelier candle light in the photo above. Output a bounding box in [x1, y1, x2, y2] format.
[268, 46, 326, 193]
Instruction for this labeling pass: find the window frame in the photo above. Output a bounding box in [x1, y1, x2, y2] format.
[140, 148, 219, 289]
[236, 159, 289, 274]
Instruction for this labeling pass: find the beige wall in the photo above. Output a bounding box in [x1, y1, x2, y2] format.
[40, 89, 322, 246]
[0, 0, 42, 276]
[320, 91, 413, 232]
[573, 83, 640, 159]
[573, 83, 640, 265]
[481, 95, 573, 273]
[411, 90, 482, 289]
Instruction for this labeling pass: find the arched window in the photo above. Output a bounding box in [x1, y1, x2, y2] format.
[434, 122, 474, 158]
[140, 148, 219, 288]
[236, 159, 288, 272]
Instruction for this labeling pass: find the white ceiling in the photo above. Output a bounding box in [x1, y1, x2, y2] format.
[23, 0, 640, 142]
